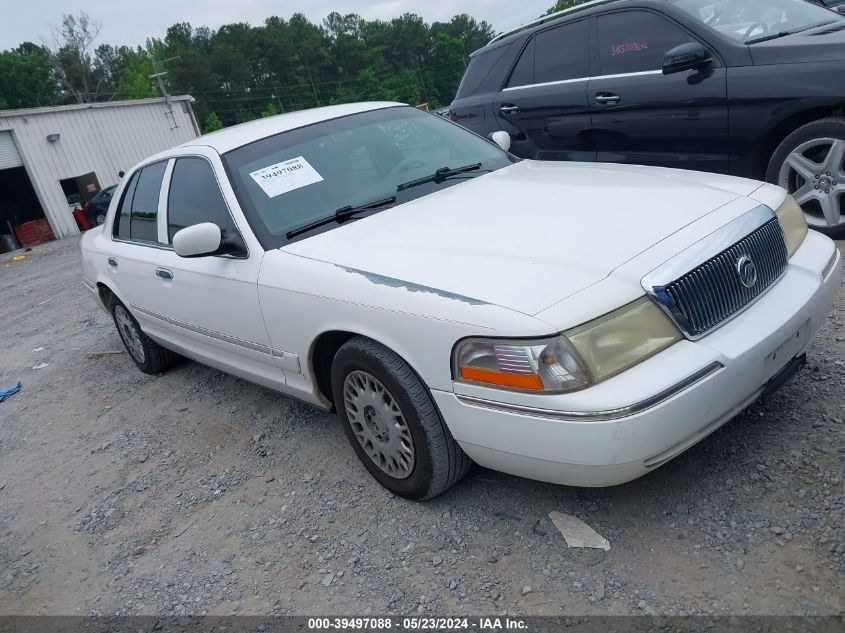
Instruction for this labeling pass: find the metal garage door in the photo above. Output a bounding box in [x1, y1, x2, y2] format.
[0, 131, 23, 169]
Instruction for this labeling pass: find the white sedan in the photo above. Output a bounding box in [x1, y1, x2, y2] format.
[80, 102, 841, 500]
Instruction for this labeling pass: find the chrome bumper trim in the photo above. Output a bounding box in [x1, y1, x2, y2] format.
[455, 361, 723, 422]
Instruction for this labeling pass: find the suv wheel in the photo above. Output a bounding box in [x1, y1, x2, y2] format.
[767, 118, 845, 238]
[111, 299, 180, 374]
[331, 337, 471, 500]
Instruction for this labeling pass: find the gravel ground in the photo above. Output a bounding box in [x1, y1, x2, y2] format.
[0, 235, 842, 617]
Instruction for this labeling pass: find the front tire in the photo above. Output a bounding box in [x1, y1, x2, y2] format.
[331, 337, 471, 500]
[111, 299, 179, 374]
[767, 118, 845, 238]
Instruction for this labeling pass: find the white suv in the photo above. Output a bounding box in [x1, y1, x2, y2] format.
[80, 102, 841, 499]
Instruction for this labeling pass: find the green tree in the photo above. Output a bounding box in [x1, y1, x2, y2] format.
[203, 111, 223, 132]
[0, 43, 58, 108]
[111, 46, 158, 99]
[51, 11, 101, 103]
[426, 32, 465, 106]
[261, 102, 279, 117]
[4, 7, 517, 117]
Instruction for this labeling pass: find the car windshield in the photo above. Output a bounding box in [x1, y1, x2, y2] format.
[669, 0, 840, 42]
[91, 185, 116, 202]
[223, 106, 516, 247]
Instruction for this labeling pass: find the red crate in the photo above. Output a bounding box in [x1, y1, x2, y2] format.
[14, 218, 56, 247]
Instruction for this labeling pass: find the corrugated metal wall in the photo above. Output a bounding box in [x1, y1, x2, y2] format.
[0, 97, 199, 238]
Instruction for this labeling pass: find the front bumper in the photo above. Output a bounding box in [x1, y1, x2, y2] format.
[432, 232, 841, 487]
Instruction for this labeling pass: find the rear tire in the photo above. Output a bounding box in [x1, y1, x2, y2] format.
[110, 299, 179, 374]
[766, 118, 845, 238]
[331, 337, 471, 500]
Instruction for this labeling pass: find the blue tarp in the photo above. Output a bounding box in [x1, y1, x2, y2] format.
[0, 382, 21, 403]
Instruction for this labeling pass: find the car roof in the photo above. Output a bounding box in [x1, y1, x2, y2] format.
[181, 101, 405, 155]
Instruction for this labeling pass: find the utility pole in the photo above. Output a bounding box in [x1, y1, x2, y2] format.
[416, 55, 430, 106]
[150, 56, 181, 128]
[272, 83, 285, 113]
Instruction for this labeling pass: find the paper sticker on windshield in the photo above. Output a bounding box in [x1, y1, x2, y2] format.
[249, 156, 323, 198]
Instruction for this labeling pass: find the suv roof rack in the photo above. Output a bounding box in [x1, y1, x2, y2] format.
[488, 0, 614, 44]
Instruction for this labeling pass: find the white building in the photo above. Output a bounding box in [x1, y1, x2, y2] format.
[0, 96, 199, 240]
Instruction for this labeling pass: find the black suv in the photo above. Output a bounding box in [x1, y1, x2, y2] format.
[815, 0, 845, 16]
[451, 0, 845, 236]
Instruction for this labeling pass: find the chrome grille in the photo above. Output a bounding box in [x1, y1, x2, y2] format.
[649, 215, 788, 338]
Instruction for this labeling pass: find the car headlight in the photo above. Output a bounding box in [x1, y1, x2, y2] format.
[452, 336, 589, 393]
[775, 194, 807, 258]
[452, 297, 682, 393]
[565, 296, 682, 383]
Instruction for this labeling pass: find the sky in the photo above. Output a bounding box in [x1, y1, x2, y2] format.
[2, 0, 555, 50]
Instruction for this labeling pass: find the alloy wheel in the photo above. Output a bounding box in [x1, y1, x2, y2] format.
[778, 137, 845, 229]
[343, 370, 415, 479]
[114, 305, 145, 364]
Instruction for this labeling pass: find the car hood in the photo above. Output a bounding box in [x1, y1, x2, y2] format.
[281, 160, 753, 315]
[749, 21, 845, 64]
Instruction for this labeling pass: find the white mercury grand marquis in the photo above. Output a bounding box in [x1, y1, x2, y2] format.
[80, 102, 842, 500]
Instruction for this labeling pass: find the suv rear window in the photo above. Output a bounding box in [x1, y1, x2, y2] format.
[455, 45, 509, 98]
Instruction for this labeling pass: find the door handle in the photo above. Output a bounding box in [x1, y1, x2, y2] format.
[499, 104, 520, 115]
[107, 257, 118, 267]
[155, 267, 173, 280]
[595, 93, 621, 105]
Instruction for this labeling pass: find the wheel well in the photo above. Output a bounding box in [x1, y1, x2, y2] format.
[96, 282, 115, 310]
[311, 330, 358, 409]
[755, 104, 845, 179]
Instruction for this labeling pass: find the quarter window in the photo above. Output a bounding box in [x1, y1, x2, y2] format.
[113, 162, 166, 242]
[167, 158, 233, 242]
[129, 162, 166, 242]
[114, 171, 139, 239]
[597, 11, 696, 75]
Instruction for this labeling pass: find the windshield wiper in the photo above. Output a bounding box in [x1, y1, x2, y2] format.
[745, 30, 791, 44]
[396, 163, 483, 192]
[745, 20, 837, 44]
[285, 196, 396, 239]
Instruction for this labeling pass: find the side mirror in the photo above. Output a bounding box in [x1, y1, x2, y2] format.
[173, 222, 247, 257]
[663, 43, 712, 75]
[489, 131, 511, 152]
[173, 222, 222, 257]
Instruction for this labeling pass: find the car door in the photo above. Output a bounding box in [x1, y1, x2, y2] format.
[106, 161, 170, 338]
[492, 18, 594, 161]
[145, 153, 286, 391]
[588, 8, 729, 173]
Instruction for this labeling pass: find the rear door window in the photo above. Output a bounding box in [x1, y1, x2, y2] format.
[506, 40, 535, 88]
[597, 10, 696, 75]
[533, 20, 589, 84]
